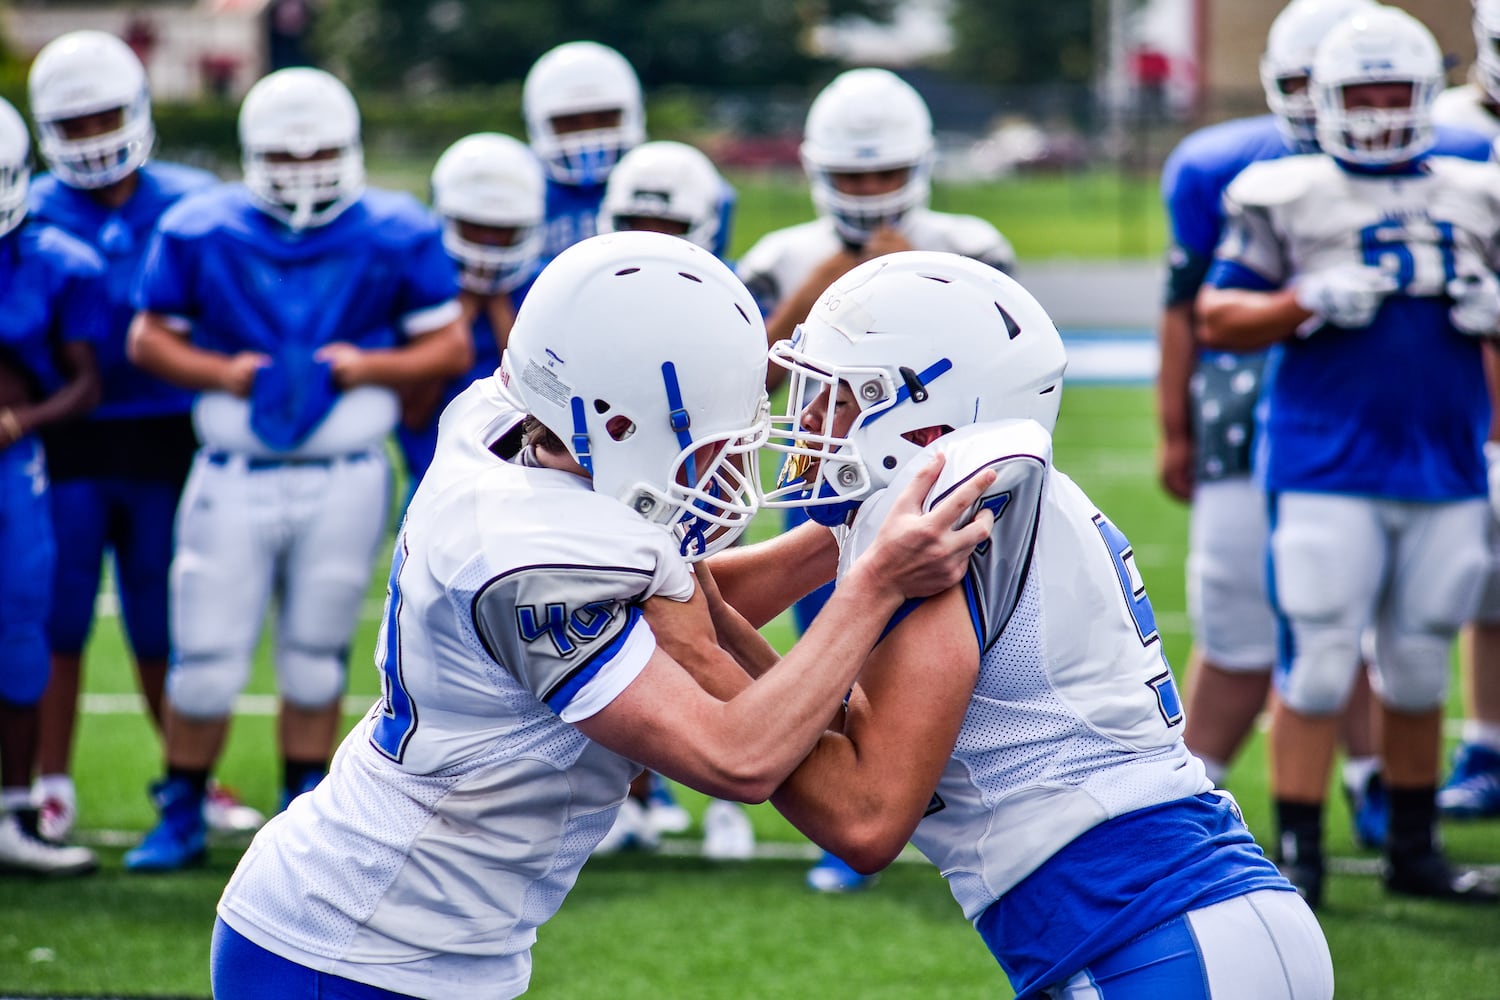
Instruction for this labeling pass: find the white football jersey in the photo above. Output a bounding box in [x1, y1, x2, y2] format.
[1218, 153, 1500, 294]
[217, 377, 695, 998]
[839, 420, 1208, 919]
[1433, 84, 1500, 140]
[736, 208, 1015, 316]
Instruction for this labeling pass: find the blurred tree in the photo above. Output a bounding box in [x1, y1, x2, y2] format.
[316, 0, 897, 91]
[945, 0, 1095, 86]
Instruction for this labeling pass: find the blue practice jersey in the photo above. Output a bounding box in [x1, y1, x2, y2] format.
[1208, 153, 1500, 501]
[30, 162, 216, 420]
[0, 224, 108, 398]
[134, 185, 458, 356]
[543, 174, 737, 261]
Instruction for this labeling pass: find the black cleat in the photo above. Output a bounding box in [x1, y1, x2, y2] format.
[1278, 858, 1325, 910]
[1384, 853, 1499, 903]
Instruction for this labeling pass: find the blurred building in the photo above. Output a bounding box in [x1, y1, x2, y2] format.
[1, 0, 298, 101]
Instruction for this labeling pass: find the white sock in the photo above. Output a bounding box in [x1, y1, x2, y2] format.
[1342, 756, 1379, 793]
[0, 787, 34, 813]
[1198, 756, 1227, 787]
[34, 773, 76, 805]
[1460, 721, 1500, 752]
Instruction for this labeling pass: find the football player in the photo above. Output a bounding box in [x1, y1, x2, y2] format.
[713, 249, 1332, 999]
[596, 139, 757, 858]
[122, 68, 471, 872]
[396, 132, 545, 488]
[209, 231, 992, 998]
[1159, 0, 1400, 849]
[0, 95, 104, 877]
[1198, 7, 1500, 906]
[736, 65, 1015, 891]
[524, 41, 646, 258]
[24, 29, 264, 844]
[1431, 0, 1500, 821]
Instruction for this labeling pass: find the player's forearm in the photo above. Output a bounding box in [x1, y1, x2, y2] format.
[706, 520, 838, 628]
[1196, 286, 1306, 350]
[764, 252, 857, 390]
[13, 345, 100, 434]
[128, 312, 243, 392]
[1155, 303, 1196, 441]
[343, 320, 472, 387]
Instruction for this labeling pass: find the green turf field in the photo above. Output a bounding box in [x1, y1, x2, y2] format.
[3, 385, 1498, 998]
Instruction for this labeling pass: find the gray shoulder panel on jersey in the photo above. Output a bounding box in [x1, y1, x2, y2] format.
[1223, 154, 1327, 210]
[472, 562, 656, 712]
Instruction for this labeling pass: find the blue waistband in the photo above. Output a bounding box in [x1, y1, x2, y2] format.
[204, 450, 372, 472]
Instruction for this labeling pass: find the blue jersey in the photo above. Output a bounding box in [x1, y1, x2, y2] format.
[30, 161, 216, 420]
[0, 224, 108, 398]
[134, 185, 457, 357]
[1208, 154, 1500, 500]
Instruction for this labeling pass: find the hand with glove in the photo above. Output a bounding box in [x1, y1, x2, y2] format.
[1447, 268, 1500, 338]
[1293, 264, 1399, 333]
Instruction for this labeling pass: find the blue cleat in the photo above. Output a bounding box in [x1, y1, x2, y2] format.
[806, 851, 877, 893]
[125, 777, 208, 872]
[279, 771, 324, 814]
[1346, 771, 1388, 850]
[1438, 744, 1500, 820]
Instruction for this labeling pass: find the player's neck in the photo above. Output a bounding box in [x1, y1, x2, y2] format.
[85, 170, 140, 210]
[531, 441, 590, 481]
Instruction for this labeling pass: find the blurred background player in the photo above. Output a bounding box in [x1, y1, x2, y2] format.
[0, 95, 105, 877]
[735, 66, 1015, 891]
[25, 29, 261, 845]
[1431, 0, 1500, 820]
[122, 67, 469, 872]
[592, 139, 756, 859]
[523, 40, 646, 259]
[739, 250, 1332, 999]
[396, 132, 544, 490]
[1157, 0, 1396, 849]
[1199, 6, 1500, 906]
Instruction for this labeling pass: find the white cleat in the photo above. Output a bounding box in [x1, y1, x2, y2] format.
[0, 812, 97, 877]
[702, 799, 755, 860]
[203, 781, 266, 834]
[37, 794, 77, 845]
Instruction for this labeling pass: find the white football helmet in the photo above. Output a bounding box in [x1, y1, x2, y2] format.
[763, 252, 1066, 523]
[0, 98, 30, 238]
[431, 133, 545, 295]
[496, 231, 770, 560]
[239, 68, 364, 230]
[523, 41, 645, 186]
[1261, 0, 1378, 150]
[27, 30, 154, 189]
[1475, 0, 1500, 103]
[598, 141, 723, 252]
[800, 68, 934, 245]
[1312, 6, 1443, 166]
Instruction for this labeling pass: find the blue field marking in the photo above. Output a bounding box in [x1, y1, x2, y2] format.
[1059, 328, 1158, 385]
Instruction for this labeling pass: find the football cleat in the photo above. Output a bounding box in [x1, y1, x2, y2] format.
[125, 777, 208, 873]
[702, 799, 755, 861]
[806, 851, 877, 893]
[1437, 744, 1500, 819]
[645, 775, 691, 836]
[1344, 770, 1388, 850]
[0, 811, 97, 877]
[33, 775, 78, 844]
[204, 781, 266, 834]
[1384, 851, 1500, 903]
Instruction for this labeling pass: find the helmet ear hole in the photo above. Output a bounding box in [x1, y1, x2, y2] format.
[606, 414, 636, 441]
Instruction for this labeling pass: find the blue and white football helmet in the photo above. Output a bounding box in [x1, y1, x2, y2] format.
[0, 97, 30, 238]
[239, 68, 365, 230]
[1260, 0, 1378, 151]
[598, 141, 724, 252]
[523, 41, 645, 186]
[496, 232, 769, 559]
[800, 68, 934, 245]
[763, 252, 1066, 524]
[28, 30, 155, 189]
[431, 132, 545, 295]
[1311, 5, 1443, 166]
[1474, 0, 1500, 103]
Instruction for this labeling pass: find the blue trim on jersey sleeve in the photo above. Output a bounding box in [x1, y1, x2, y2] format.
[1432, 124, 1493, 162]
[1205, 259, 1278, 292]
[975, 792, 1290, 999]
[544, 604, 646, 713]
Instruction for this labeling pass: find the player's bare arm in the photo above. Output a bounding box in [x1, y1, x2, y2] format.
[704, 518, 840, 629]
[1195, 284, 1309, 350]
[771, 582, 980, 872]
[314, 315, 472, 388]
[1156, 301, 1196, 501]
[128, 310, 268, 396]
[1, 341, 101, 442]
[576, 455, 996, 802]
